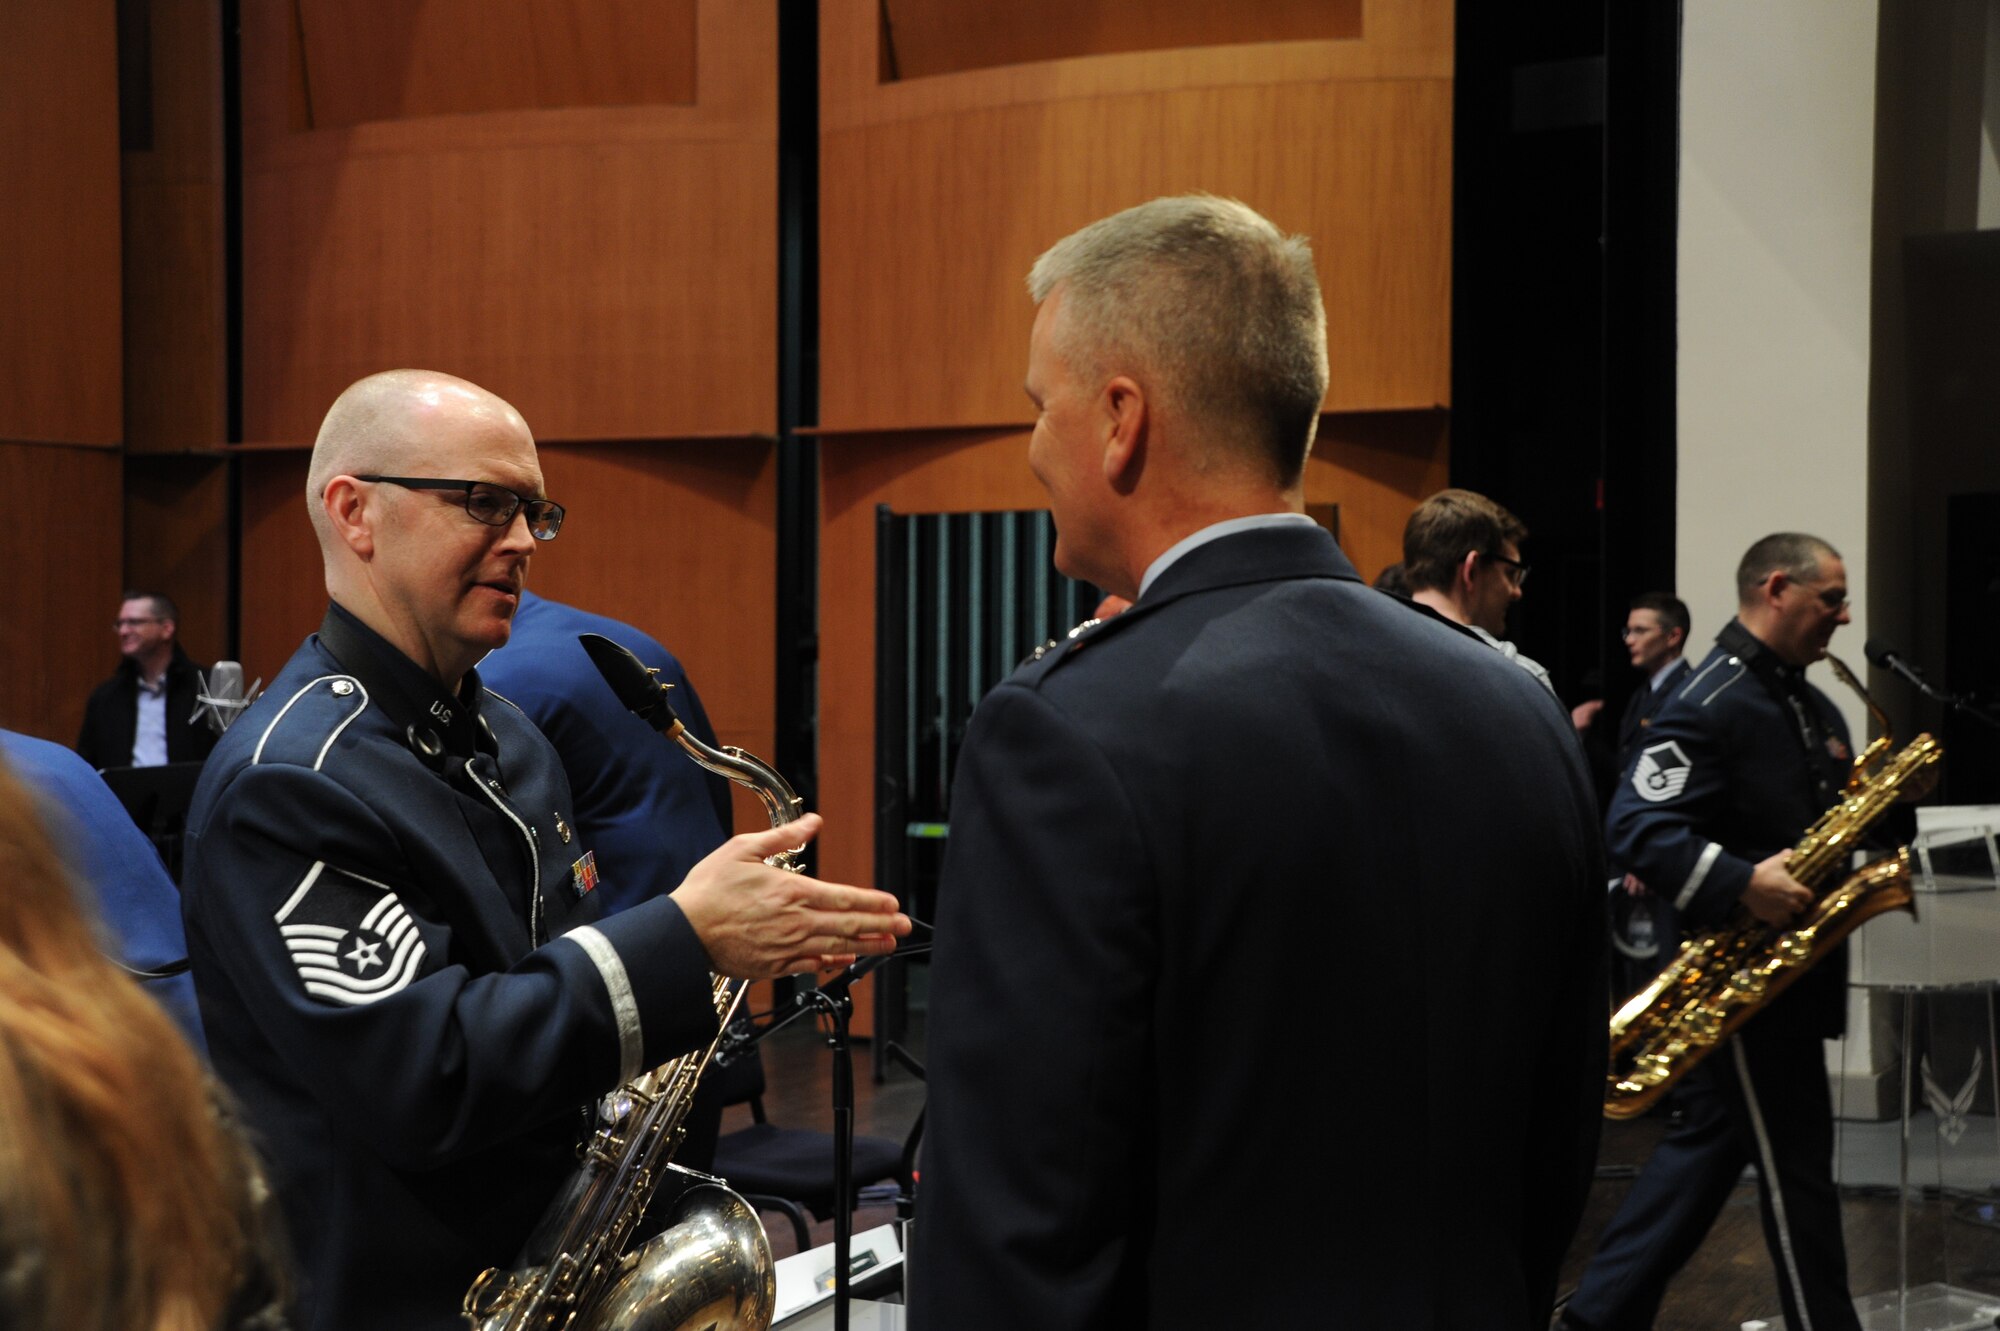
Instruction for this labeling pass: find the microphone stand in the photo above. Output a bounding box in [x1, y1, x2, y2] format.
[718, 943, 933, 1331]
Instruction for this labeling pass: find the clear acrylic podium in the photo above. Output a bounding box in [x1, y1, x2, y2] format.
[1829, 806, 2000, 1331]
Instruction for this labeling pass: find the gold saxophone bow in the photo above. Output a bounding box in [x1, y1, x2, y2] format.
[1603, 654, 1943, 1120]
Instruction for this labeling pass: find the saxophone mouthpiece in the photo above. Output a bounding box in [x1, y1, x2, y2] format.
[580, 634, 684, 733]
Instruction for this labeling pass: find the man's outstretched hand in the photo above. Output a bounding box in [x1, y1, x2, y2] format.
[672, 814, 913, 978]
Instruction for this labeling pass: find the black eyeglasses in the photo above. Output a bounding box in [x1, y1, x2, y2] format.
[357, 476, 565, 541]
[1485, 551, 1531, 587]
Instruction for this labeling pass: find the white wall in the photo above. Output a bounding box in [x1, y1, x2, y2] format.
[1678, 0, 1879, 741]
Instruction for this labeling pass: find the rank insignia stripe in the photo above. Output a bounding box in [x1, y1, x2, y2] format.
[273, 862, 428, 1006]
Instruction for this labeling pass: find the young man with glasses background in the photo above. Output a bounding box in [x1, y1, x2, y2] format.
[1402, 486, 1558, 695]
[76, 590, 219, 770]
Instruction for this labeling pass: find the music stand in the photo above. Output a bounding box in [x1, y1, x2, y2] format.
[721, 942, 932, 1331]
[98, 760, 204, 883]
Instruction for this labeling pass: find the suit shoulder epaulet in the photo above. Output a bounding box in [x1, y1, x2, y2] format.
[1677, 651, 1750, 710]
[248, 673, 371, 772]
[1011, 612, 1138, 689]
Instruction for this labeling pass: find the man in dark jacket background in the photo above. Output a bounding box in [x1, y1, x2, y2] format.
[76, 590, 218, 770]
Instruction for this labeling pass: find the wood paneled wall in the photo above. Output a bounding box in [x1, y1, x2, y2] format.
[237, 0, 776, 444]
[820, 0, 1452, 429]
[4, 445, 127, 745]
[294, 0, 698, 129]
[228, 0, 784, 833]
[0, 4, 123, 448]
[813, 0, 1455, 907]
[0, 4, 125, 743]
[121, 0, 230, 675]
[880, 0, 1362, 82]
[123, 0, 227, 454]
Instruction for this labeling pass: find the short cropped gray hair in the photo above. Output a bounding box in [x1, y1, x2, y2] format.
[1027, 195, 1329, 486]
[1736, 532, 1841, 604]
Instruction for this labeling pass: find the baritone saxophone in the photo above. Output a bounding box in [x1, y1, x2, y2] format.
[463, 633, 806, 1330]
[1603, 653, 1943, 1120]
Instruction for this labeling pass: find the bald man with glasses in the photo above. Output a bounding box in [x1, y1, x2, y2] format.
[180, 369, 909, 1330]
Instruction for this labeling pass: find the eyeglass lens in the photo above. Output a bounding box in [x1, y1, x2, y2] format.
[464, 484, 564, 540]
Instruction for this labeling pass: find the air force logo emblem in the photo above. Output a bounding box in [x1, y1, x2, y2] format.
[275, 862, 428, 1006]
[1632, 740, 1693, 803]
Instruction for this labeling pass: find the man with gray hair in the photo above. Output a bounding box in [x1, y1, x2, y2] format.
[181, 369, 910, 1329]
[911, 196, 1605, 1328]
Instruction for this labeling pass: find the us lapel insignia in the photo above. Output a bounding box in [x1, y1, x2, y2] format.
[555, 812, 573, 844]
[570, 850, 599, 900]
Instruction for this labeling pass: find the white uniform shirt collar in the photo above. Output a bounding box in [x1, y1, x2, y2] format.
[1648, 656, 1684, 692]
[1136, 513, 1318, 601]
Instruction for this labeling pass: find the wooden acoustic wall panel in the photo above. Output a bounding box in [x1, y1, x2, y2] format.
[820, 0, 1451, 429]
[530, 441, 779, 839]
[124, 456, 231, 668]
[881, 0, 1360, 81]
[123, 0, 227, 452]
[0, 3, 122, 445]
[295, 0, 697, 130]
[813, 417, 1446, 904]
[239, 0, 775, 446]
[237, 452, 325, 686]
[1, 445, 124, 743]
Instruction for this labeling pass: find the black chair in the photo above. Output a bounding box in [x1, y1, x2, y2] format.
[705, 1039, 918, 1253]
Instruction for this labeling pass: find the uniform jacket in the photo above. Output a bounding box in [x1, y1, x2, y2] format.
[1606, 619, 1855, 1038]
[76, 643, 219, 769]
[181, 605, 719, 1331]
[0, 728, 205, 1050]
[1616, 657, 1693, 767]
[480, 591, 732, 916]
[909, 523, 1607, 1331]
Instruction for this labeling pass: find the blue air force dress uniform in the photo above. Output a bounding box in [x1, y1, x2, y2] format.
[1565, 619, 1861, 1331]
[911, 520, 1608, 1331]
[1607, 656, 1694, 995]
[0, 728, 206, 1050]
[181, 605, 721, 1331]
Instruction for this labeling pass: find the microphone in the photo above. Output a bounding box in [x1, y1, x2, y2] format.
[191, 661, 264, 735]
[1864, 639, 1948, 702]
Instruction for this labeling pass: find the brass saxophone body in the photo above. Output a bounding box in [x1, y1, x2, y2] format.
[463, 634, 800, 1330]
[1603, 654, 1943, 1120]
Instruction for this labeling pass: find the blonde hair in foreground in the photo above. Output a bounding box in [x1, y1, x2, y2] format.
[0, 758, 253, 1330]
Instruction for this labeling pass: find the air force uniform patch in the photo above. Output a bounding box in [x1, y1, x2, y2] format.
[275, 861, 428, 1006]
[1632, 740, 1693, 804]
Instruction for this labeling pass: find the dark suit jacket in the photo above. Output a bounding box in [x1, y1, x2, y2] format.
[76, 644, 218, 769]
[910, 523, 1607, 1331]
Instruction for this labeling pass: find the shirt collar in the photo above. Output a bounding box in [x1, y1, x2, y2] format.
[318, 601, 487, 760]
[1647, 656, 1683, 692]
[1136, 513, 1319, 601]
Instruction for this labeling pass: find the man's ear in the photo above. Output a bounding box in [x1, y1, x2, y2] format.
[321, 476, 376, 559]
[1100, 375, 1147, 493]
[1456, 550, 1482, 594]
